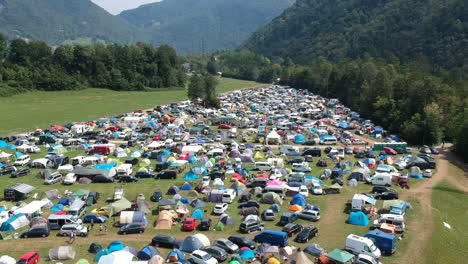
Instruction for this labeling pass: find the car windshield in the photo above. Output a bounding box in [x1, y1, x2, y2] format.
[369, 243, 378, 251]
[17, 260, 27, 264]
[185, 220, 193, 224]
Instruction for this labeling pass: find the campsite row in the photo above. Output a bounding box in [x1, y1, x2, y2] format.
[0, 86, 439, 264]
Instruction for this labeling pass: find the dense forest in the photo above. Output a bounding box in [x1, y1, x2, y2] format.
[243, 0, 467, 74]
[0, 35, 186, 96]
[119, 0, 294, 54]
[186, 51, 468, 160]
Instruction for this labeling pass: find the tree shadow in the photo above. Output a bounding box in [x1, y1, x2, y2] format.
[433, 185, 466, 195]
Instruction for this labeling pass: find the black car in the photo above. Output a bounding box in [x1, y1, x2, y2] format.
[372, 186, 396, 194]
[376, 191, 399, 200]
[278, 212, 298, 226]
[228, 235, 256, 249]
[92, 175, 114, 183]
[135, 171, 155, 178]
[239, 194, 251, 203]
[155, 163, 169, 172]
[20, 226, 50, 238]
[303, 148, 322, 157]
[86, 192, 100, 206]
[355, 152, 366, 158]
[0, 165, 16, 175]
[157, 170, 178, 179]
[125, 158, 139, 165]
[150, 190, 163, 202]
[282, 223, 303, 237]
[303, 140, 316, 146]
[246, 179, 268, 188]
[238, 200, 260, 209]
[118, 223, 145, 235]
[151, 234, 181, 248]
[199, 218, 212, 231]
[287, 158, 304, 165]
[430, 147, 439, 154]
[11, 168, 30, 178]
[118, 175, 139, 183]
[201, 246, 228, 262]
[295, 225, 318, 243]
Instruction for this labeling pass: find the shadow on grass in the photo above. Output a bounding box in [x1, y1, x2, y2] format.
[433, 185, 466, 195]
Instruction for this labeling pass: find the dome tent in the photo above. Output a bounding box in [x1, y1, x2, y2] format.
[348, 211, 369, 226]
[180, 235, 204, 253]
[191, 209, 204, 219]
[290, 194, 307, 207]
[137, 246, 160, 260]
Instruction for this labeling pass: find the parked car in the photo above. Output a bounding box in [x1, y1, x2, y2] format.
[281, 223, 303, 237]
[59, 224, 88, 237]
[199, 218, 212, 231]
[183, 218, 197, 231]
[287, 158, 304, 165]
[344, 147, 353, 154]
[20, 226, 50, 238]
[228, 235, 256, 249]
[151, 235, 181, 248]
[420, 146, 432, 154]
[63, 173, 76, 185]
[295, 225, 318, 243]
[375, 191, 399, 200]
[118, 175, 139, 183]
[311, 182, 323, 195]
[239, 219, 264, 233]
[0, 165, 16, 176]
[92, 175, 114, 183]
[11, 168, 30, 178]
[86, 192, 100, 206]
[383, 147, 398, 155]
[213, 203, 229, 215]
[262, 209, 275, 221]
[118, 223, 145, 235]
[16, 252, 40, 264]
[150, 190, 163, 202]
[44, 172, 63, 185]
[214, 238, 239, 254]
[278, 212, 298, 226]
[218, 124, 232, 129]
[238, 200, 260, 209]
[372, 186, 397, 194]
[83, 213, 107, 223]
[135, 171, 155, 178]
[188, 250, 218, 264]
[157, 170, 178, 179]
[423, 169, 433, 178]
[296, 209, 321, 221]
[201, 246, 228, 262]
[429, 147, 439, 154]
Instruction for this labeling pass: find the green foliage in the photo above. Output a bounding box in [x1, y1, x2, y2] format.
[187, 73, 220, 108]
[0, 36, 186, 95]
[188, 75, 205, 100]
[243, 0, 467, 73]
[451, 108, 468, 161]
[119, 0, 294, 54]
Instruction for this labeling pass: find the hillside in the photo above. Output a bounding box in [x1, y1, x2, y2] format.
[0, 0, 142, 45]
[243, 0, 467, 70]
[119, 0, 295, 54]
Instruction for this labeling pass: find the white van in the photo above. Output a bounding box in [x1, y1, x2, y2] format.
[48, 215, 82, 230]
[116, 164, 133, 176]
[279, 146, 299, 155]
[370, 173, 392, 186]
[229, 128, 238, 138]
[373, 214, 405, 232]
[14, 155, 31, 166]
[320, 137, 337, 145]
[222, 189, 236, 203]
[67, 200, 86, 218]
[311, 182, 323, 195]
[337, 148, 345, 159]
[345, 234, 381, 259]
[254, 162, 273, 171]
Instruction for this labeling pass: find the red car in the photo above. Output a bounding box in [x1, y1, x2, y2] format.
[152, 134, 162, 140]
[383, 147, 398, 155]
[178, 152, 190, 160]
[352, 146, 362, 154]
[183, 217, 197, 231]
[218, 124, 232, 129]
[17, 252, 40, 264]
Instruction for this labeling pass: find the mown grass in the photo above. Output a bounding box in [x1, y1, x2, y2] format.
[425, 180, 468, 264]
[0, 77, 264, 136]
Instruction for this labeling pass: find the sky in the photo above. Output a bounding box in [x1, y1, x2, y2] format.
[91, 0, 162, 15]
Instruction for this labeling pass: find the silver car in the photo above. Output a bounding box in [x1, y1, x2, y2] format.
[296, 209, 320, 221]
[59, 224, 88, 237]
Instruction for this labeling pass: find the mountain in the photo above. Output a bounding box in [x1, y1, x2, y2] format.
[119, 0, 295, 54]
[0, 0, 142, 45]
[243, 0, 467, 70]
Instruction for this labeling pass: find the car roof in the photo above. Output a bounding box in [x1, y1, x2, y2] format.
[20, 252, 37, 259]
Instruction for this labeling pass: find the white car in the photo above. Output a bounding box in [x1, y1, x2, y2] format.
[214, 135, 222, 142]
[423, 169, 433, 178]
[59, 224, 88, 237]
[188, 250, 218, 264]
[299, 185, 309, 197]
[213, 203, 229, 215]
[63, 173, 77, 185]
[356, 254, 382, 264]
[311, 182, 323, 195]
[202, 176, 211, 185]
[14, 155, 31, 166]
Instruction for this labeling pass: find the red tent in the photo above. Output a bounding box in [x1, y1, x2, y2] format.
[51, 125, 66, 131]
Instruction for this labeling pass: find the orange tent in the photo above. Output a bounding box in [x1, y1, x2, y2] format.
[288, 205, 302, 211]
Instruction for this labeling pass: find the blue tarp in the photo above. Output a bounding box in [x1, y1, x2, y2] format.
[294, 135, 306, 144]
[348, 211, 369, 226]
[0, 141, 7, 148]
[183, 172, 199, 181]
[168, 248, 185, 261]
[290, 194, 307, 207]
[58, 198, 70, 206]
[162, 149, 171, 156]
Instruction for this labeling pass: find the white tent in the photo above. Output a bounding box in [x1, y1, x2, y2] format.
[98, 251, 134, 264]
[31, 158, 50, 168]
[0, 255, 16, 264]
[266, 130, 281, 145]
[146, 141, 163, 150]
[0, 152, 12, 160]
[193, 233, 210, 247]
[14, 200, 49, 215]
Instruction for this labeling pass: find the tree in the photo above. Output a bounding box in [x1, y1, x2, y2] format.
[203, 74, 220, 108]
[8, 39, 30, 65]
[0, 34, 6, 61]
[187, 75, 204, 100]
[421, 103, 444, 145]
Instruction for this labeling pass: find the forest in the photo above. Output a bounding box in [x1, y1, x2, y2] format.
[0, 35, 186, 96]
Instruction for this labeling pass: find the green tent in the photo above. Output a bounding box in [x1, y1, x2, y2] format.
[54, 146, 68, 154]
[215, 221, 225, 231]
[140, 158, 151, 167]
[71, 189, 90, 198]
[0, 231, 14, 240]
[261, 192, 283, 205]
[326, 249, 355, 263]
[231, 254, 244, 264]
[75, 259, 90, 264]
[102, 198, 132, 216]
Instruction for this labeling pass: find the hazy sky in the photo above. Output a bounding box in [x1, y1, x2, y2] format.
[91, 0, 161, 15]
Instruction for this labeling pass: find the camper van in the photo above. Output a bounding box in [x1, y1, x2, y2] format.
[346, 234, 381, 259]
[254, 162, 273, 171]
[14, 155, 31, 166]
[229, 128, 238, 138]
[67, 200, 86, 218]
[319, 136, 337, 145]
[48, 215, 82, 230]
[116, 164, 133, 177]
[370, 173, 392, 186]
[222, 189, 236, 203]
[279, 146, 300, 156]
[373, 214, 405, 232]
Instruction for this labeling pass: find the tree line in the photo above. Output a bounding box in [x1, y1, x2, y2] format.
[186, 51, 467, 161]
[0, 34, 186, 96]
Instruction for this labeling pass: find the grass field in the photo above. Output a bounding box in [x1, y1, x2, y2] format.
[0, 77, 264, 136]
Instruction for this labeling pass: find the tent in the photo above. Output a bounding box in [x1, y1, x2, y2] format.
[304, 244, 326, 257]
[286, 249, 313, 264]
[215, 221, 225, 231]
[240, 249, 255, 259]
[254, 151, 265, 160]
[120, 211, 148, 226]
[183, 171, 199, 181]
[108, 240, 125, 253]
[213, 178, 224, 186]
[208, 190, 225, 203]
[348, 211, 369, 226]
[0, 141, 7, 148]
[270, 204, 281, 213]
[193, 233, 210, 247]
[114, 148, 127, 158]
[98, 251, 134, 264]
[155, 210, 173, 230]
[94, 249, 110, 262]
[220, 214, 235, 225]
[290, 194, 307, 207]
[0, 213, 29, 231]
[191, 199, 206, 208]
[137, 246, 160, 260]
[266, 130, 282, 145]
[88, 243, 102, 254]
[76, 259, 90, 264]
[294, 135, 306, 144]
[148, 255, 165, 264]
[167, 186, 180, 195]
[324, 249, 354, 263]
[191, 165, 208, 175]
[181, 182, 192, 190]
[191, 209, 204, 219]
[180, 235, 204, 253]
[261, 192, 283, 205]
[167, 249, 185, 262]
[48, 246, 76, 261]
[0, 255, 15, 264]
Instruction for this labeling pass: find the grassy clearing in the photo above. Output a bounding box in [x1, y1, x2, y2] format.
[0, 77, 264, 136]
[425, 180, 468, 263]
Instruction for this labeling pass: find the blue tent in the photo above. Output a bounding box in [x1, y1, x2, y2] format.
[294, 135, 306, 144]
[94, 249, 110, 262]
[339, 121, 349, 129]
[191, 199, 206, 209]
[51, 204, 64, 213]
[162, 149, 171, 156]
[181, 183, 193, 190]
[290, 194, 307, 207]
[191, 209, 204, 219]
[167, 186, 180, 195]
[183, 172, 199, 181]
[59, 198, 70, 206]
[13, 152, 23, 158]
[305, 176, 323, 185]
[108, 240, 125, 253]
[191, 165, 208, 175]
[6, 145, 16, 150]
[137, 246, 160, 260]
[0, 163, 3, 168]
[348, 211, 369, 226]
[0, 213, 27, 231]
[240, 249, 255, 259]
[331, 168, 342, 178]
[181, 198, 190, 204]
[410, 173, 423, 179]
[270, 204, 281, 213]
[157, 156, 167, 162]
[112, 132, 120, 138]
[188, 156, 196, 164]
[0, 140, 7, 148]
[93, 163, 116, 170]
[180, 236, 204, 253]
[168, 248, 185, 261]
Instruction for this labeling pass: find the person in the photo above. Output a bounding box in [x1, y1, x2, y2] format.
[90, 218, 94, 230]
[442, 140, 445, 149]
[99, 224, 104, 232]
[69, 231, 75, 244]
[104, 225, 108, 232]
